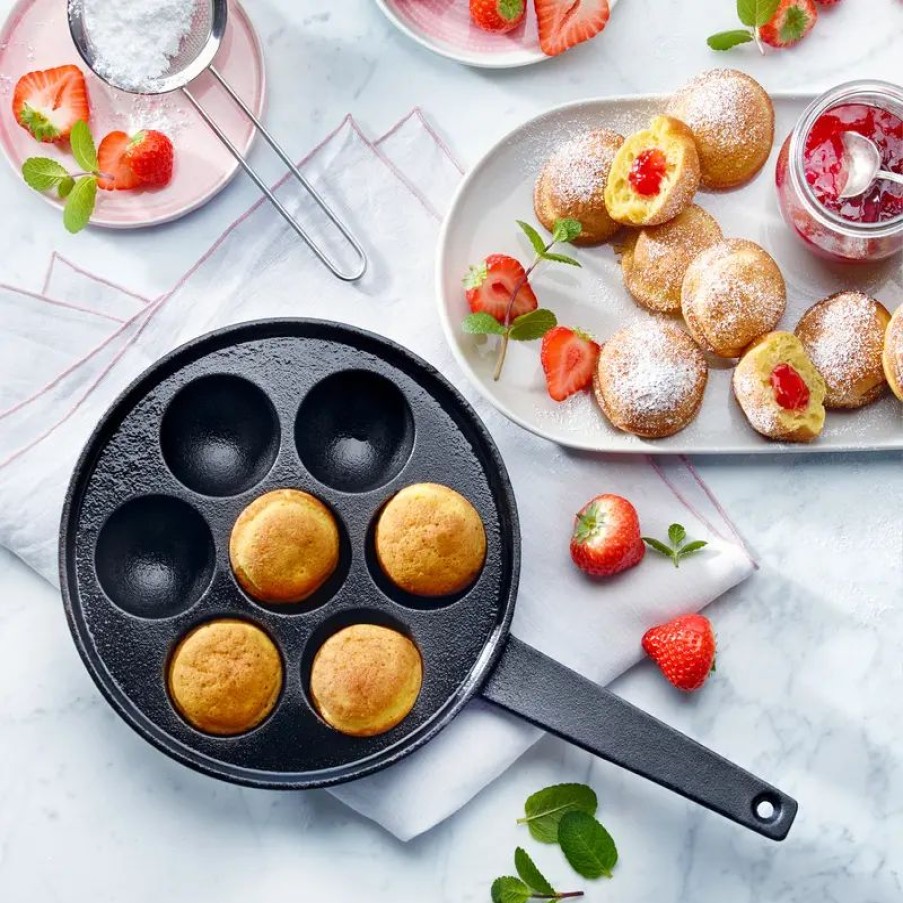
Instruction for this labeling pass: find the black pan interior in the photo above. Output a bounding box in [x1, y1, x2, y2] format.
[61, 320, 519, 788]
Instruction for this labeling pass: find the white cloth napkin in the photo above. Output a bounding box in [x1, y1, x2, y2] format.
[0, 112, 754, 840]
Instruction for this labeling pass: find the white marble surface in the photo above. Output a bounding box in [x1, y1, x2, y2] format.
[1, 0, 902, 900]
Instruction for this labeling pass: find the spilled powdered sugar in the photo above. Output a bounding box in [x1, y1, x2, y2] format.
[72, 0, 198, 92]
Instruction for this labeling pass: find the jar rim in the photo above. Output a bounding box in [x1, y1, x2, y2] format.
[788, 79, 903, 238]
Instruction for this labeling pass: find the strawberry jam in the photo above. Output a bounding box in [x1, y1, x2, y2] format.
[804, 103, 903, 223]
[629, 148, 668, 196]
[770, 363, 810, 411]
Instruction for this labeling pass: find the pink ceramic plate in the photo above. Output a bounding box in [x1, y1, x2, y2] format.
[375, 0, 618, 69]
[0, 0, 265, 228]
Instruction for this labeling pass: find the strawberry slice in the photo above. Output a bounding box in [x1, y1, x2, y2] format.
[464, 254, 538, 322]
[96, 131, 142, 191]
[569, 493, 645, 577]
[759, 0, 818, 48]
[534, 0, 611, 57]
[12, 65, 90, 143]
[123, 130, 174, 187]
[540, 326, 600, 402]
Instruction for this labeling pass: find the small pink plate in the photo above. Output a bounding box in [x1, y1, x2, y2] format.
[374, 0, 618, 69]
[0, 0, 265, 229]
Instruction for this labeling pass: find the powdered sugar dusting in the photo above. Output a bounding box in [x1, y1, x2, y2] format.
[545, 130, 621, 205]
[598, 319, 706, 433]
[796, 292, 887, 403]
[74, 0, 198, 92]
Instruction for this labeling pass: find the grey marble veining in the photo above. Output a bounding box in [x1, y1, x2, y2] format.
[1, 0, 902, 900]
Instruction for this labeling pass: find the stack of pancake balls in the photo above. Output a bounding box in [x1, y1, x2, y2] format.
[533, 68, 902, 442]
[167, 484, 486, 737]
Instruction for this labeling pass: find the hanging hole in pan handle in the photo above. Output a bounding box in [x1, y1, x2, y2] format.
[182, 68, 368, 283]
[480, 637, 798, 842]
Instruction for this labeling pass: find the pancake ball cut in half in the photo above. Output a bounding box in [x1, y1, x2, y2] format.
[593, 319, 708, 438]
[667, 68, 775, 190]
[603, 115, 700, 227]
[884, 305, 903, 402]
[534, 128, 625, 245]
[681, 239, 786, 358]
[230, 488, 340, 604]
[168, 619, 283, 736]
[375, 482, 487, 597]
[733, 332, 827, 443]
[619, 204, 722, 314]
[310, 624, 423, 737]
[795, 291, 891, 409]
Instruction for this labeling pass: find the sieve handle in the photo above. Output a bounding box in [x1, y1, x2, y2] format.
[182, 69, 367, 282]
[481, 636, 798, 841]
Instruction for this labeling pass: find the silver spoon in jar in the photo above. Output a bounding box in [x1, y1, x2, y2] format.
[838, 131, 903, 199]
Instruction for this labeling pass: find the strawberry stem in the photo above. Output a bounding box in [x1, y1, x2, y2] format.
[492, 246, 549, 382]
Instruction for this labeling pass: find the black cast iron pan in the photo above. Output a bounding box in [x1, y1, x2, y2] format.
[60, 319, 797, 841]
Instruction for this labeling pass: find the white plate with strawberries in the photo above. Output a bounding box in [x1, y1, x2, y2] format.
[436, 91, 903, 455]
[0, 0, 265, 230]
[374, 0, 616, 68]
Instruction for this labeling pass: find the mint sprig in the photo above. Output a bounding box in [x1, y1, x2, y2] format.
[490, 848, 585, 903]
[21, 119, 102, 233]
[462, 217, 582, 382]
[707, 0, 779, 52]
[642, 523, 708, 568]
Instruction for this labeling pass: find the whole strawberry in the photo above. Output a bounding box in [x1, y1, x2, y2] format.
[470, 0, 526, 33]
[759, 0, 818, 48]
[123, 130, 174, 187]
[642, 613, 716, 692]
[570, 494, 645, 577]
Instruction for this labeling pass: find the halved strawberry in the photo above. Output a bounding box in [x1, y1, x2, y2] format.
[470, 0, 526, 33]
[464, 254, 538, 322]
[122, 130, 174, 187]
[570, 494, 645, 577]
[759, 0, 818, 48]
[12, 65, 90, 143]
[96, 131, 142, 191]
[535, 0, 611, 57]
[540, 326, 600, 402]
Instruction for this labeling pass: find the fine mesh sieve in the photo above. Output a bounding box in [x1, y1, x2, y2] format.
[68, 0, 367, 281]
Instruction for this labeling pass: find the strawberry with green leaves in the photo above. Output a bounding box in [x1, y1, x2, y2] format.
[462, 217, 583, 381]
[569, 494, 645, 578]
[12, 65, 89, 143]
[642, 613, 717, 692]
[470, 0, 526, 33]
[708, 0, 818, 52]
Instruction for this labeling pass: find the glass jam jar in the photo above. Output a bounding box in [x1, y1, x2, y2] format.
[775, 80, 903, 262]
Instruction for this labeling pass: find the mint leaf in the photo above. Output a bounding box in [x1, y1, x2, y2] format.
[69, 120, 97, 172]
[58, 176, 75, 199]
[642, 537, 675, 559]
[707, 29, 754, 50]
[490, 876, 531, 903]
[463, 312, 506, 336]
[517, 219, 548, 257]
[737, 0, 780, 26]
[21, 157, 70, 192]
[514, 848, 555, 896]
[508, 308, 557, 342]
[542, 251, 581, 267]
[63, 176, 97, 234]
[678, 540, 708, 558]
[552, 217, 582, 244]
[519, 784, 598, 843]
[668, 524, 686, 548]
[557, 812, 618, 880]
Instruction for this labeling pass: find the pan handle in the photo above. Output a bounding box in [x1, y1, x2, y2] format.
[480, 637, 797, 841]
